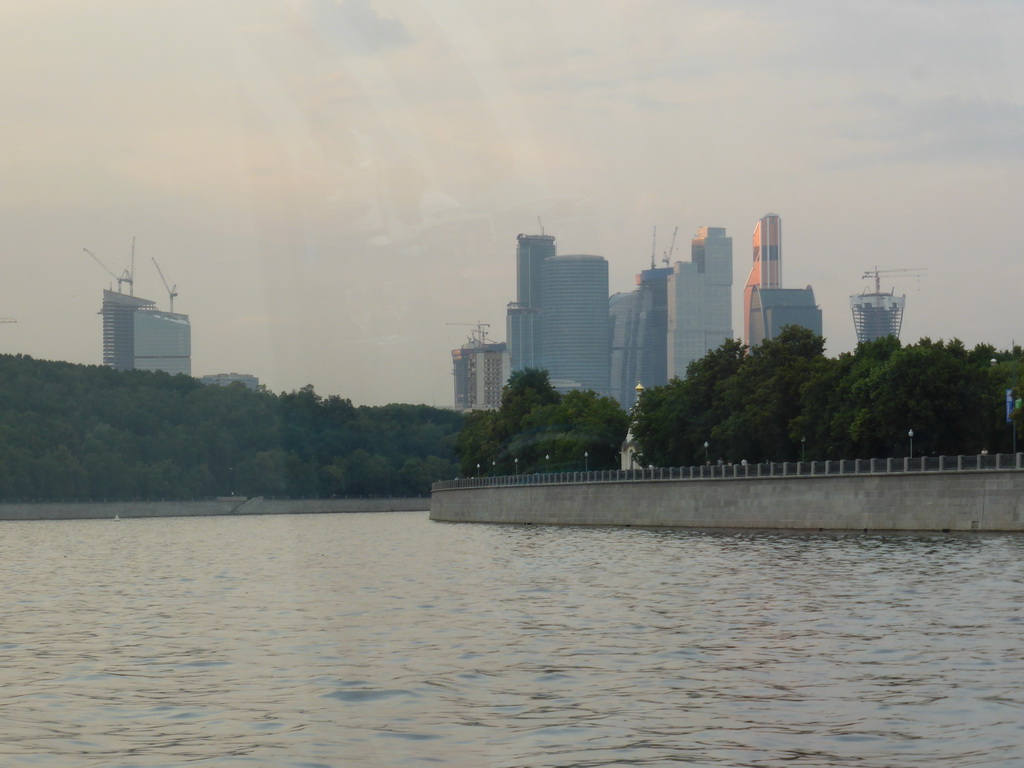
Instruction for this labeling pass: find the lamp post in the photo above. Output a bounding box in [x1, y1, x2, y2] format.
[514, 457, 518, 475]
[801, 435, 806, 463]
[908, 429, 914, 458]
[491, 460, 496, 476]
[476, 462, 480, 477]
[545, 453, 550, 472]
[704, 441, 709, 464]
[584, 451, 589, 472]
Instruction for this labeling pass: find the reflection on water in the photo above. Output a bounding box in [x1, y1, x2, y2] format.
[1, 513, 1022, 767]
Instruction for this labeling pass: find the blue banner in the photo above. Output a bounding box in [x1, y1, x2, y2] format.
[1007, 389, 1014, 423]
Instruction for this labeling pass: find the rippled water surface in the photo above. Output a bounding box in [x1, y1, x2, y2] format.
[2, 512, 1023, 767]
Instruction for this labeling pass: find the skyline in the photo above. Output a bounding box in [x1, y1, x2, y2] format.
[1, 1, 1021, 405]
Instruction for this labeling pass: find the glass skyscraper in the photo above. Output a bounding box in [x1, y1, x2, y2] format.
[539, 254, 609, 395]
[667, 226, 733, 378]
[506, 233, 556, 372]
[743, 214, 782, 345]
[742, 213, 822, 346]
[610, 266, 673, 408]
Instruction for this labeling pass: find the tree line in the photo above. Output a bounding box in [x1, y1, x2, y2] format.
[631, 327, 1022, 467]
[455, 368, 630, 476]
[0, 354, 462, 500]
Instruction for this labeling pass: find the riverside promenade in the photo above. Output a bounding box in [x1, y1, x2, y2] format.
[430, 453, 1024, 531]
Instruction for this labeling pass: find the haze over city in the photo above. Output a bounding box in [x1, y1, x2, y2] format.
[2, 1, 1021, 406]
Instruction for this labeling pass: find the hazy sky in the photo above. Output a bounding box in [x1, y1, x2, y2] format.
[2, 1, 1021, 406]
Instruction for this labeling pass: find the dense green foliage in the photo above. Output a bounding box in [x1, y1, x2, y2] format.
[632, 327, 1022, 466]
[0, 355, 462, 500]
[455, 369, 630, 475]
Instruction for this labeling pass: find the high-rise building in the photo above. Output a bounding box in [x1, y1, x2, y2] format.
[451, 338, 511, 412]
[850, 269, 912, 343]
[610, 266, 673, 408]
[540, 254, 610, 395]
[748, 286, 822, 344]
[742, 214, 822, 346]
[609, 290, 639, 406]
[506, 233, 556, 372]
[101, 289, 191, 375]
[743, 214, 782, 345]
[667, 227, 733, 377]
[850, 292, 905, 343]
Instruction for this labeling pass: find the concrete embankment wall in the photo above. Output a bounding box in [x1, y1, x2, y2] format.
[0, 497, 428, 521]
[430, 473, 1024, 532]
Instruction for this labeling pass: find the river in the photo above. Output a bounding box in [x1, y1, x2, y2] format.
[2, 512, 1022, 767]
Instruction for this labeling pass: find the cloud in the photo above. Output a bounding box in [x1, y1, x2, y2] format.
[303, 0, 414, 56]
[839, 93, 1024, 165]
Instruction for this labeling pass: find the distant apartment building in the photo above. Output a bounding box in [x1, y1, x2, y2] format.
[451, 339, 511, 411]
[667, 226, 733, 378]
[101, 289, 191, 375]
[742, 214, 821, 346]
[201, 373, 260, 390]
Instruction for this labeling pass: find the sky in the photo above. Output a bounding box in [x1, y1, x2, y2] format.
[1, 0, 1021, 406]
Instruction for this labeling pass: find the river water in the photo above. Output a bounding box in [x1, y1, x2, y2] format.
[2, 512, 1022, 767]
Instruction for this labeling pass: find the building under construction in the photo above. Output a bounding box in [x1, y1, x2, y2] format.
[101, 289, 191, 375]
[90, 241, 191, 375]
[451, 324, 510, 411]
[850, 268, 922, 344]
[850, 291, 905, 344]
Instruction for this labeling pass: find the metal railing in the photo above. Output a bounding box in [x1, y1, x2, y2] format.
[433, 452, 1024, 491]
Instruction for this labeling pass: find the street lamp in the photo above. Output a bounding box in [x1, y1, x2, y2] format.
[704, 441, 709, 464]
[908, 429, 914, 457]
[801, 435, 806, 463]
[492, 460, 496, 475]
[514, 457, 518, 475]
[584, 451, 589, 472]
[545, 454, 550, 472]
[476, 462, 480, 477]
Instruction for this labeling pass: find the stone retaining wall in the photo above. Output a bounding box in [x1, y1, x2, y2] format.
[430, 473, 1024, 531]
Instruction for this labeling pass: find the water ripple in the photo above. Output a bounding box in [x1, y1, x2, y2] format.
[1, 516, 1022, 766]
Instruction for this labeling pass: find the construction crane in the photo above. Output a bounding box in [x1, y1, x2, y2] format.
[662, 226, 679, 266]
[151, 257, 178, 312]
[447, 322, 491, 346]
[861, 267, 927, 294]
[83, 238, 135, 295]
[650, 226, 657, 269]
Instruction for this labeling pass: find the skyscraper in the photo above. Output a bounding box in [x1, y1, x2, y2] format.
[748, 286, 822, 344]
[743, 214, 782, 344]
[506, 233, 556, 372]
[667, 226, 733, 377]
[850, 269, 910, 343]
[609, 265, 672, 408]
[540, 254, 609, 395]
[101, 289, 191, 375]
[742, 214, 821, 346]
[850, 292, 905, 343]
